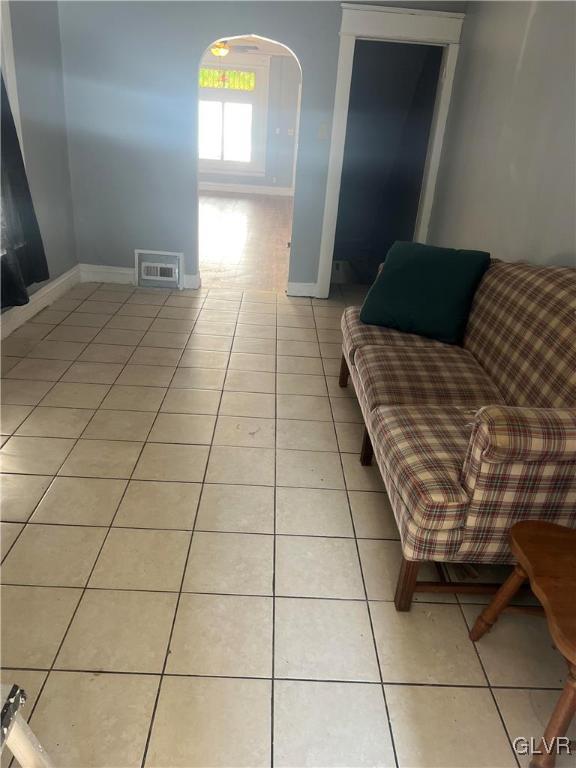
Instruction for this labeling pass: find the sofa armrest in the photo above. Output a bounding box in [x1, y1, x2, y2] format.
[463, 405, 576, 465]
[458, 406, 576, 562]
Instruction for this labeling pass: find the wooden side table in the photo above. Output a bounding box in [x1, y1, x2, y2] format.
[469, 521, 576, 768]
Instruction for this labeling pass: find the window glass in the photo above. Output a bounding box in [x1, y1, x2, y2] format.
[199, 100, 223, 160]
[199, 68, 255, 92]
[223, 102, 253, 162]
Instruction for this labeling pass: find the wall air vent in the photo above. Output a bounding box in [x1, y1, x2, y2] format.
[134, 250, 183, 290]
[141, 262, 177, 281]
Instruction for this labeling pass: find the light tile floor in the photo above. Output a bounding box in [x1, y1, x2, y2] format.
[1, 282, 573, 768]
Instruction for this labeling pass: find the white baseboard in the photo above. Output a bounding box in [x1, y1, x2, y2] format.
[80, 263, 201, 291]
[182, 273, 201, 289]
[79, 263, 135, 284]
[1, 262, 204, 339]
[286, 281, 318, 298]
[199, 181, 294, 197]
[1, 264, 81, 339]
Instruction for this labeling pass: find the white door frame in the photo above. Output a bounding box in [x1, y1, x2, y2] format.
[315, 3, 464, 298]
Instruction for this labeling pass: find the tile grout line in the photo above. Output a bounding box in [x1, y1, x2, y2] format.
[1, 284, 210, 552]
[270, 290, 280, 767]
[3, 281, 152, 739]
[455, 598, 522, 767]
[0, 284, 110, 566]
[1, 664, 566, 692]
[0, 579, 508, 610]
[1, 521, 397, 540]
[140, 285, 212, 471]
[137, 287, 221, 767]
[2, 469, 371, 484]
[312, 303, 401, 768]
[68, 279, 189, 430]
[5, 282, 202, 742]
[138, 285, 240, 768]
[18, 429, 151, 734]
[1, 282, 156, 562]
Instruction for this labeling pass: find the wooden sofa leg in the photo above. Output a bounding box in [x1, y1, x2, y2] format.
[338, 354, 349, 387]
[360, 428, 373, 466]
[394, 558, 420, 611]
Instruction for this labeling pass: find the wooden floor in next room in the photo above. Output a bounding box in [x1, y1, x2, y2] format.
[199, 192, 294, 291]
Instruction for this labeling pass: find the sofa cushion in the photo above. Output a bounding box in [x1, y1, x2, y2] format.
[342, 306, 445, 364]
[368, 405, 474, 531]
[359, 241, 490, 344]
[464, 260, 576, 408]
[354, 344, 506, 411]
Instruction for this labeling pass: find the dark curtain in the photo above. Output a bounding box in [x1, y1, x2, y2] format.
[1, 74, 48, 308]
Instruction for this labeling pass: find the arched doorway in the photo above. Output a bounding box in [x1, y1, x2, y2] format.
[197, 35, 302, 291]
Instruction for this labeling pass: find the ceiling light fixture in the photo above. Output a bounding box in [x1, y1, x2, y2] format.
[210, 41, 230, 58]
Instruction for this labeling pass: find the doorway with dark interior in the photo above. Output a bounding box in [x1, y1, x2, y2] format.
[333, 40, 443, 285]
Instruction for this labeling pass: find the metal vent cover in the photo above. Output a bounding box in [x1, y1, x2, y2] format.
[141, 262, 177, 281]
[134, 250, 182, 289]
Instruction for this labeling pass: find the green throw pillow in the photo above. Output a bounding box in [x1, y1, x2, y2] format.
[359, 241, 491, 345]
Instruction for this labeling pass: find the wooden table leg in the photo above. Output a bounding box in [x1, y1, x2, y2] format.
[469, 564, 527, 641]
[529, 663, 576, 768]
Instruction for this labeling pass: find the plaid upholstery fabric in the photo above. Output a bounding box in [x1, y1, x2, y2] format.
[369, 403, 576, 564]
[354, 344, 505, 411]
[369, 405, 474, 532]
[464, 405, 576, 463]
[341, 306, 444, 363]
[342, 261, 576, 566]
[458, 405, 576, 563]
[383, 473, 465, 561]
[464, 261, 576, 408]
[348, 356, 377, 427]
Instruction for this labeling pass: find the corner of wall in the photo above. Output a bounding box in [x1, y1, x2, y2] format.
[8, 0, 79, 282]
[54, 0, 80, 275]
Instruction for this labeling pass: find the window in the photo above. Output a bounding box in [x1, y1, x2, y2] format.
[198, 101, 222, 161]
[199, 101, 253, 163]
[223, 103, 253, 161]
[199, 68, 256, 92]
[198, 56, 269, 175]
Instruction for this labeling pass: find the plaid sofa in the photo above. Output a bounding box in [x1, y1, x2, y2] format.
[340, 260, 576, 605]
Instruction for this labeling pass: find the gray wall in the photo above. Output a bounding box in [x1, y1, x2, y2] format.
[429, 1, 576, 267]
[10, 0, 76, 281]
[199, 53, 301, 189]
[58, 1, 341, 283]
